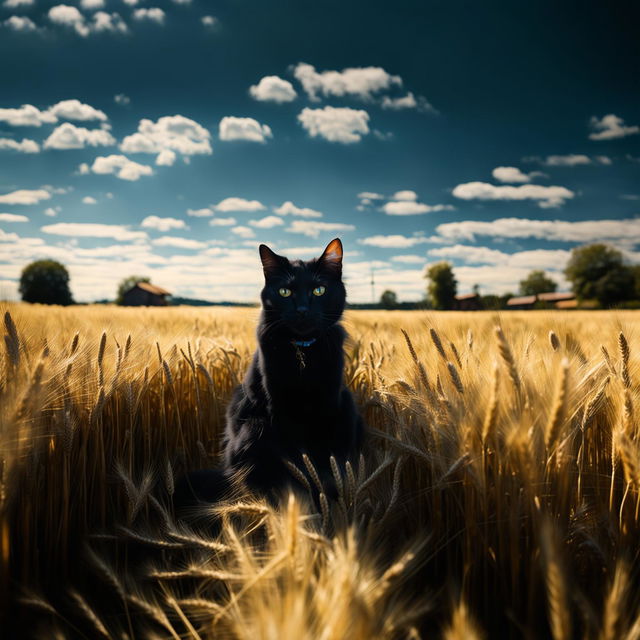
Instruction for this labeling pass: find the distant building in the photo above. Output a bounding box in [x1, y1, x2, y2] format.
[122, 282, 171, 306]
[453, 293, 483, 311]
[506, 291, 576, 310]
[506, 295, 537, 310]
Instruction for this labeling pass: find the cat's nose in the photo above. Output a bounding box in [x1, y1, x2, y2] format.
[296, 306, 309, 317]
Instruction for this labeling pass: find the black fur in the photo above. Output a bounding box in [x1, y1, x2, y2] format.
[174, 238, 363, 509]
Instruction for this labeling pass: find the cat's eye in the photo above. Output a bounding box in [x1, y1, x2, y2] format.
[312, 286, 326, 297]
[278, 288, 292, 298]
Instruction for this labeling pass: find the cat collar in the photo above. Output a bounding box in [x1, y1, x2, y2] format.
[292, 338, 317, 347]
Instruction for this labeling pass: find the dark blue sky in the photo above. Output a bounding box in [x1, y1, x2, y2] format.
[0, 0, 638, 302]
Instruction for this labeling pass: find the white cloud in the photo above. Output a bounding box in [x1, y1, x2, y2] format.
[392, 190, 417, 201]
[249, 215, 284, 229]
[492, 166, 532, 183]
[390, 254, 425, 264]
[120, 115, 212, 158]
[381, 92, 436, 113]
[78, 162, 90, 174]
[589, 114, 639, 141]
[141, 215, 187, 232]
[214, 197, 265, 212]
[249, 76, 297, 103]
[41, 222, 147, 241]
[48, 5, 90, 36]
[91, 11, 128, 33]
[44, 207, 60, 217]
[357, 192, 384, 200]
[285, 220, 355, 238]
[0, 213, 28, 222]
[382, 201, 454, 215]
[3, 15, 37, 30]
[91, 154, 153, 180]
[48, 99, 108, 122]
[44, 123, 116, 150]
[201, 15, 218, 27]
[114, 93, 130, 105]
[537, 154, 592, 166]
[209, 217, 236, 226]
[595, 155, 612, 165]
[156, 149, 176, 166]
[187, 207, 213, 217]
[0, 104, 56, 126]
[0, 189, 51, 205]
[231, 225, 255, 238]
[435, 217, 640, 244]
[358, 234, 433, 248]
[427, 245, 570, 270]
[0, 138, 39, 153]
[4, 0, 34, 7]
[82, 196, 97, 204]
[273, 201, 322, 218]
[133, 7, 165, 23]
[297, 106, 369, 144]
[219, 116, 272, 143]
[172, 0, 191, 3]
[452, 181, 574, 208]
[293, 62, 401, 102]
[152, 236, 205, 249]
[81, 0, 105, 10]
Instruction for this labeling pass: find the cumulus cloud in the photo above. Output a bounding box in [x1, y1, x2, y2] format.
[114, 93, 130, 106]
[209, 217, 236, 226]
[120, 115, 212, 158]
[231, 225, 255, 238]
[357, 192, 384, 201]
[219, 116, 272, 143]
[82, 196, 97, 204]
[0, 189, 51, 205]
[44, 123, 116, 150]
[452, 181, 574, 208]
[358, 234, 433, 249]
[273, 201, 322, 218]
[0, 138, 39, 153]
[186, 207, 213, 217]
[381, 92, 436, 113]
[392, 190, 417, 201]
[152, 236, 205, 249]
[48, 5, 127, 36]
[133, 8, 165, 23]
[3, 15, 37, 30]
[589, 114, 639, 141]
[249, 75, 297, 103]
[293, 62, 401, 102]
[80, 0, 105, 10]
[41, 222, 147, 241]
[214, 197, 265, 212]
[491, 166, 532, 183]
[533, 154, 592, 166]
[91, 154, 153, 180]
[0, 100, 107, 127]
[427, 245, 570, 270]
[435, 217, 640, 244]
[0, 213, 28, 222]
[44, 207, 60, 217]
[4, 0, 35, 7]
[390, 254, 425, 264]
[48, 99, 108, 122]
[201, 15, 218, 27]
[297, 106, 370, 144]
[285, 220, 355, 238]
[141, 215, 187, 232]
[248, 215, 284, 228]
[382, 201, 454, 215]
[155, 149, 176, 166]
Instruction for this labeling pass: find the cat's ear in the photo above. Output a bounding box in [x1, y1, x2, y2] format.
[318, 238, 343, 274]
[259, 244, 287, 278]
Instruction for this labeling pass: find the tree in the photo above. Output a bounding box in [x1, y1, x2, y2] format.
[564, 244, 633, 307]
[116, 275, 150, 305]
[19, 260, 73, 305]
[425, 262, 457, 310]
[379, 289, 398, 309]
[519, 270, 558, 296]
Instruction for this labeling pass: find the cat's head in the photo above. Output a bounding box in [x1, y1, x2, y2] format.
[258, 238, 346, 337]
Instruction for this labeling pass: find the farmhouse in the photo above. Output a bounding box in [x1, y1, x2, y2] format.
[453, 293, 483, 311]
[122, 282, 171, 306]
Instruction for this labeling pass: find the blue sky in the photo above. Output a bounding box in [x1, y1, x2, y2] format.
[0, 0, 638, 303]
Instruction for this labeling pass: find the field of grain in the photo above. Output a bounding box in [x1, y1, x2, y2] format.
[1, 304, 638, 639]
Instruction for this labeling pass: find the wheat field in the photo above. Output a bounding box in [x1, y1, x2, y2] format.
[1, 303, 638, 639]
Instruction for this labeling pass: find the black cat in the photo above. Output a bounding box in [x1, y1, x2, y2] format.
[174, 238, 363, 508]
[223, 238, 363, 496]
